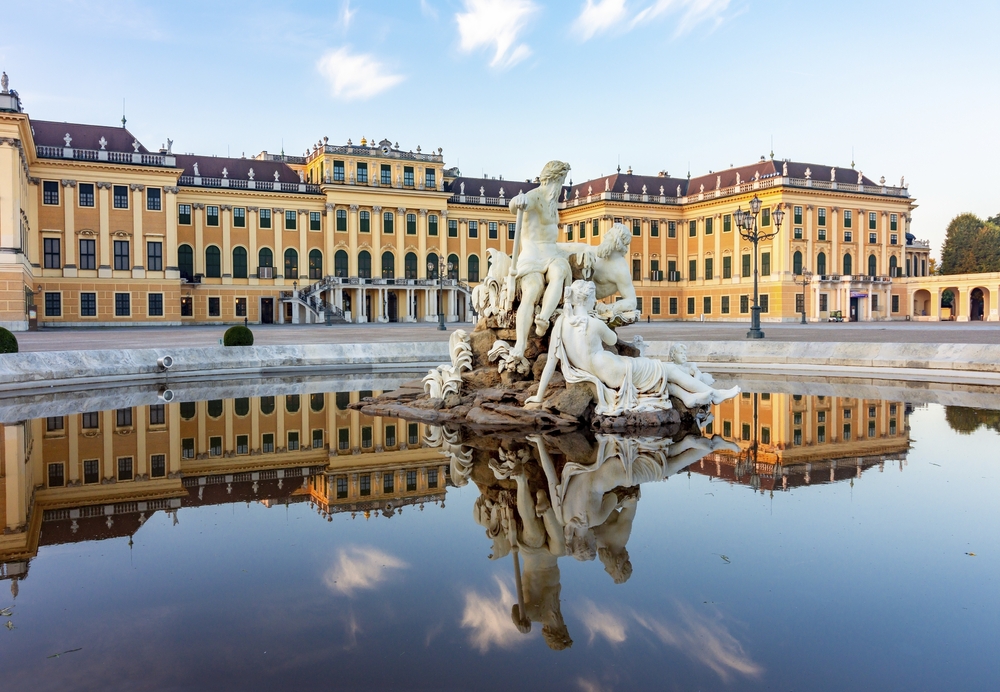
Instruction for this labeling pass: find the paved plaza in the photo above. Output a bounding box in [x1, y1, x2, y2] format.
[10, 320, 1000, 352]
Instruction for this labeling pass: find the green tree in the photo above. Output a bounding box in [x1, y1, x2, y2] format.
[940, 213, 1000, 274]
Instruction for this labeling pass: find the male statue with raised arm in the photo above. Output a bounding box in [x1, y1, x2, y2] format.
[505, 160, 574, 361]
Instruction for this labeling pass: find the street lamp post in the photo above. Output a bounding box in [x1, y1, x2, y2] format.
[796, 269, 813, 324]
[735, 195, 784, 339]
[428, 258, 450, 331]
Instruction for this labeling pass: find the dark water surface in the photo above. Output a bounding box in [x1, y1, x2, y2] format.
[1, 385, 997, 691]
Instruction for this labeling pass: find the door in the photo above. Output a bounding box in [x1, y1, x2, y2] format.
[387, 293, 398, 322]
[365, 294, 372, 321]
[850, 297, 859, 322]
[261, 298, 274, 324]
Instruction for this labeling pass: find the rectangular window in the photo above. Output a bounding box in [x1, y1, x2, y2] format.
[705, 217, 713, 235]
[468, 221, 478, 238]
[741, 254, 751, 278]
[45, 291, 61, 316]
[407, 214, 417, 235]
[82, 412, 100, 429]
[229, 207, 245, 229]
[356, 162, 368, 184]
[113, 185, 129, 209]
[117, 457, 134, 481]
[651, 297, 661, 314]
[381, 164, 392, 186]
[48, 462, 65, 487]
[115, 292, 130, 316]
[208, 297, 220, 317]
[872, 294, 879, 311]
[312, 429, 324, 449]
[83, 459, 100, 484]
[761, 208, 771, 227]
[259, 208, 272, 228]
[760, 294, 769, 313]
[114, 240, 130, 271]
[235, 297, 247, 317]
[425, 169, 436, 188]
[794, 227, 803, 239]
[689, 220, 697, 237]
[428, 215, 438, 236]
[360, 474, 371, 496]
[843, 424, 852, 441]
[309, 211, 321, 231]
[818, 208, 826, 226]
[150, 454, 166, 478]
[362, 426, 373, 448]
[723, 420, 732, 437]
[428, 469, 439, 489]
[333, 160, 345, 182]
[704, 257, 713, 280]
[206, 436, 221, 456]
[338, 428, 349, 451]
[149, 404, 165, 425]
[869, 212, 877, 230]
[761, 252, 770, 276]
[650, 220, 659, 237]
[636, 296, 643, 314]
[668, 221, 676, 238]
[181, 437, 195, 459]
[794, 206, 803, 225]
[383, 212, 394, 234]
[146, 187, 161, 211]
[116, 407, 133, 427]
[287, 431, 300, 451]
[890, 213, 898, 231]
[178, 204, 192, 225]
[44, 237, 61, 268]
[892, 294, 900, 313]
[741, 423, 751, 441]
[408, 423, 419, 446]
[335, 208, 347, 232]
[721, 295, 730, 314]
[820, 294, 828, 312]
[148, 293, 163, 316]
[406, 470, 417, 491]
[566, 225, 573, 241]
[336, 476, 348, 499]
[844, 210, 852, 228]
[869, 232, 877, 244]
[844, 230, 853, 242]
[43, 181, 60, 205]
[723, 215, 731, 233]
[403, 166, 414, 186]
[687, 296, 695, 314]
[79, 183, 95, 207]
[740, 295, 749, 314]
[448, 220, 458, 237]
[890, 233, 898, 245]
[632, 219, 641, 236]
[81, 292, 97, 318]
[592, 219, 600, 237]
[147, 241, 162, 271]
[703, 296, 712, 314]
[235, 434, 249, 455]
[262, 433, 275, 453]
[761, 427, 771, 444]
[285, 210, 296, 230]
[383, 472, 395, 493]
[818, 228, 827, 241]
[688, 259, 697, 281]
[489, 221, 498, 239]
[723, 255, 732, 279]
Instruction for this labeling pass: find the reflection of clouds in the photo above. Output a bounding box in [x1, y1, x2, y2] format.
[324, 547, 408, 596]
[632, 603, 763, 682]
[578, 599, 627, 645]
[343, 611, 361, 649]
[460, 576, 526, 653]
[576, 678, 611, 692]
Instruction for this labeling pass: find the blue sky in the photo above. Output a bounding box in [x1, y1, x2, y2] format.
[3, 0, 998, 253]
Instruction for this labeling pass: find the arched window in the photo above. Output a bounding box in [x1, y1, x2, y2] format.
[816, 252, 827, 276]
[259, 396, 275, 415]
[310, 393, 325, 412]
[205, 246, 221, 278]
[427, 253, 439, 279]
[448, 253, 460, 280]
[405, 252, 417, 279]
[335, 392, 350, 410]
[309, 249, 323, 279]
[383, 211, 394, 234]
[285, 394, 300, 413]
[335, 249, 349, 277]
[233, 247, 248, 279]
[843, 253, 852, 276]
[234, 398, 250, 416]
[207, 400, 223, 418]
[382, 251, 395, 278]
[868, 254, 877, 277]
[284, 248, 298, 279]
[468, 255, 480, 283]
[178, 244, 194, 279]
[792, 250, 803, 275]
[258, 247, 273, 269]
[889, 255, 898, 277]
[358, 250, 371, 278]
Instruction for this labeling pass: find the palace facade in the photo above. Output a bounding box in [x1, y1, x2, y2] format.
[1, 77, 941, 331]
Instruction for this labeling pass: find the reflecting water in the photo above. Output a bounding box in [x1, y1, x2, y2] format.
[0, 386, 997, 691]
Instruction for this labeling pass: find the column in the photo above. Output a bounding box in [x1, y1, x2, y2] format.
[197, 401, 208, 455]
[298, 209, 308, 285]
[251, 398, 260, 452]
[324, 203, 335, 280]
[167, 403, 181, 475]
[98, 182, 112, 277]
[957, 287, 970, 322]
[931, 288, 941, 320]
[221, 205, 232, 283]
[62, 180, 77, 276]
[248, 206, 259, 285]
[102, 410, 115, 479]
[3, 424, 26, 531]
[67, 414, 80, 483]
[136, 404, 147, 477]
[193, 203, 205, 275]
[830, 207, 840, 276]
[165, 187, 179, 279]
[274, 207, 284, 284]
[132, 184, 145, 278]
[348, 205, 359, 276]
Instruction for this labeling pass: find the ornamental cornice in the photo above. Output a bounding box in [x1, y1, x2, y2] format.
[349, 204, 359, 211]
[273, 207, 284, 213]
[129, 183, 145, 191]
[325, 203, 335, 211]
[298, 209, 308, 215]
[111, 230, 131, 238]
[220, 204, 233, 211]
[192, 203, 205, 210]
[163, 185, 180, 194]
[246, 206, 259, 212]
[372, 205, 383, 212]
[60, 179, 77, 187]
[96, 181, 113, 189]
[28, 176, 40, 185]
[418, 209, 427, 216]
[397, 207, 407, 214]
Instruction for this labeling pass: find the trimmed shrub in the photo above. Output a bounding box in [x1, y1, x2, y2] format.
[0, 327, 17, 354]
[223, 325, 254, 347]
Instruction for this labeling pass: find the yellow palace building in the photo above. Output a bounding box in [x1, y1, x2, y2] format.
[0, 75, 933, 331]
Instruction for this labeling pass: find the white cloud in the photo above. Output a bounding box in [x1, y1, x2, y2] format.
[572, 0, 731, 40]
[572, 0, 628, 40]
[341, 0, 356, 29]
[456, 0, 538, 69]
[577, 599, 628, 645]
[460, 576, 527, 652]
[323, 546, 408, 596]
[316, 47, 404, 101]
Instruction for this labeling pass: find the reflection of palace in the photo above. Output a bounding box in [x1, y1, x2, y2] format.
[0, 391, 448, 592]
[696, 392, 912, 491]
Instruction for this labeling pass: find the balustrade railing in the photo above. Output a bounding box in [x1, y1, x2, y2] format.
[36, 145, 176, 167]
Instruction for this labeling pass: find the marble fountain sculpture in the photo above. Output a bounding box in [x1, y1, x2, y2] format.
[356, 160, 740, 431]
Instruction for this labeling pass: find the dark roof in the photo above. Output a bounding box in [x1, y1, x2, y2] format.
[568, 172, 689, 200]
[30, 119, 153, 154]
[446, 176, 538, 198]
[688, 159, 878, 193]
[173, 154, 301, 182]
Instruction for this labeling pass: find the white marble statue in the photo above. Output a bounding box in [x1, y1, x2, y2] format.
[422, 329, 472, 398]
[528, 281, 739, 415]
[561, 223, 637, 325]
[504, 161, 574, 362]
[668, 343, 714, 385]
